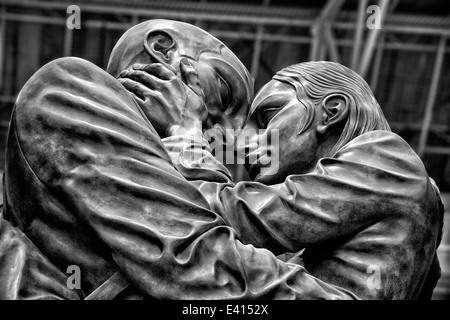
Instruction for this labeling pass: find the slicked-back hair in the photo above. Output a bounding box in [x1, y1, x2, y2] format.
[273, 61, 391, 155]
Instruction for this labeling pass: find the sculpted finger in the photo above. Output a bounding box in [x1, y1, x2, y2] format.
[118, 78, 151, 100]
[119, 69, 165, 90]
[132, 63, 176, 81]
[144, 89, 167, 107]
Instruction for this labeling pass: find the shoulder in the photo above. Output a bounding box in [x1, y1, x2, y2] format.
[333, 130, 428, 178]
[336, 130, 415, 157]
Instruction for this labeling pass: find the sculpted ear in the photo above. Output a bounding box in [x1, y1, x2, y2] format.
[144, 30, 177, 65]
[316, 93, 349, 134]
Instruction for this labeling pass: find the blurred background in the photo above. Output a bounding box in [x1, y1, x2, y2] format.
[0, 0, 448, 299]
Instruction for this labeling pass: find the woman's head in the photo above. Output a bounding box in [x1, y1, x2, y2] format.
[271, 61, 391, 155]
[247, 61, 391, 183]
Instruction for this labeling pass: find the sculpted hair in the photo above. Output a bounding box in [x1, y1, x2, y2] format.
[273, 61, 391, 155]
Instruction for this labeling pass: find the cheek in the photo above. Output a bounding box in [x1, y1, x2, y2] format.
[278, 118, 302, 148]
[266, 104, 312, 165]
[277, 127, 315, 168]
[271, 127, 295, 166]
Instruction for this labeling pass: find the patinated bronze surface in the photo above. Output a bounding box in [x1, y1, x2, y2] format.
[161, 61, 444, 299]
[0, 19, 444, 300]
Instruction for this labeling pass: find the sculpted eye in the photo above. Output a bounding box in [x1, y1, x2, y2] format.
[258, 102, 288, 128]
[261, 108, 280, 126]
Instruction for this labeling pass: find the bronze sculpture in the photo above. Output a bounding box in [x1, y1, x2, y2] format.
[0, 19, 444, 300]
[157, 61, 444, 299]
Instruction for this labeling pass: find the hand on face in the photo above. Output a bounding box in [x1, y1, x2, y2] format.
[118, 60, 207, 138]
[108, 20, 253, 136]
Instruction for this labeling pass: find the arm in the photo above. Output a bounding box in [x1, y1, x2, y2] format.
[7, 57, 358, 300]
[163, 128, 426, 255]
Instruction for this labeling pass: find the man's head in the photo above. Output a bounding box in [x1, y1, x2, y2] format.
[107, 19, 254, 130]
[247, 61, 391, 184]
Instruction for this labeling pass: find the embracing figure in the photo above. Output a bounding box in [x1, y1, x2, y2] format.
[0, 19, 444, 300]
